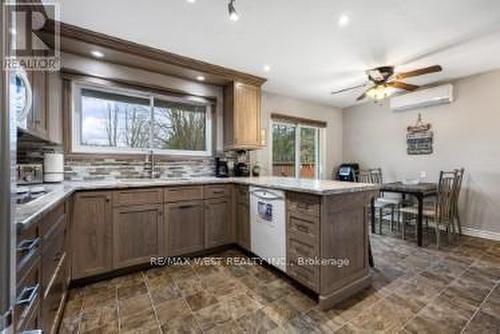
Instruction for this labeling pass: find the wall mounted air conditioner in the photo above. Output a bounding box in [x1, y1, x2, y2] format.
[390, 84, 454, 111]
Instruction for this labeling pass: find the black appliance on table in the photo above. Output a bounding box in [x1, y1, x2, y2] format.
[215, 157, 229, 178]
[336, 163, 360, 182]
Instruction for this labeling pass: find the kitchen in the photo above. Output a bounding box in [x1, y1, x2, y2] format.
[2, 1, 500, 333]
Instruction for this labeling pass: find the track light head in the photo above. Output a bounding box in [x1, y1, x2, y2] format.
[228, 0, 239, 21]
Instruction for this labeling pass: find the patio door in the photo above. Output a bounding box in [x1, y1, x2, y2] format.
[272, 122, 320, 179]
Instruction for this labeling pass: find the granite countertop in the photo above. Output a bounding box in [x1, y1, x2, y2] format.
[16, 176, 378, 229]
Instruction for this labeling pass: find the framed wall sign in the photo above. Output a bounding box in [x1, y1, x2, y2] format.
[406, 114, 433, 155]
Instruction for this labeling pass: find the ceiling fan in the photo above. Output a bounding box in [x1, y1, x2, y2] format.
[331, 65, 443, 101]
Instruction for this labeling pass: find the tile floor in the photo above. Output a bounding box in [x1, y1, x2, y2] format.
[59, 228, 500, 333]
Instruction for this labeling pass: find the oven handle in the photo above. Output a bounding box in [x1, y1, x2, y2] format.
[250, 189, 284, 201]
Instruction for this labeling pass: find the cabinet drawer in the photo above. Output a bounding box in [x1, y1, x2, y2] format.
[42, 255, 67, 334]
[40, 202, 65, 236]
[16, 301, 40, 333]
[287, 256, 319, 292]
[17, 222, 40, 278]
[42, 217, 66, 296]
[204, 185, 230, 199]
[287, 193, 320, 217]
[288, 214, 319, 244]
[113, 188, 163, 207]
[287, 236, 318, 259]
[165, 186, 203, 202]
[15, 258, 41, 331]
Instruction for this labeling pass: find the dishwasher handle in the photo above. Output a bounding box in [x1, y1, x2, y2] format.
[250, 189, 284, 201]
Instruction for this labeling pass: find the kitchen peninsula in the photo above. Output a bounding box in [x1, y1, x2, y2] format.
[16, 176, 378, 331]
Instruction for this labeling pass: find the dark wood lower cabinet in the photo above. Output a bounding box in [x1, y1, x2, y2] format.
[166, 200, 205, 256]
[205, 198, 230, 248]
[236, 186, 250, 250]
[236, 202, 251, 250]
[71, 191, 113, 279]
[113, 204, 164, 269]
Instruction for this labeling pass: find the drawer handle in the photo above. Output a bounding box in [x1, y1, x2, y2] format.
[295, 225, 309, 233]
[212, 190, 226, 194]
[17, 238, 40, 253]
[179, 204, 194, 209]
[297, 203, 310, 210]
[16, 284, 39, 306]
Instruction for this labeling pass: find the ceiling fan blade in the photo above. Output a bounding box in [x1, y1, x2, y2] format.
[331, 83, 368, 95]
[388, 81, 420, 91]
[395, 65, 442, 80]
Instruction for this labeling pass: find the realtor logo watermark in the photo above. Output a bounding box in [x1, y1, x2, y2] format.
[3, 2, 60, 71]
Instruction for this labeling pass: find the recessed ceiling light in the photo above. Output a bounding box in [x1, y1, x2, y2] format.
[338, 14, 350, 27]
[9, 28, 16, 35]
[196, 75, 206, 81]
[186, 0, 196, 3]
[263, 65, 271, 72]
[91, 50, 104, 58]
[228, 0, 239, 21]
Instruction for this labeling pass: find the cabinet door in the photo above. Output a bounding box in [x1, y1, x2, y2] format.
[166, 200, 204, 256]
[234, 83, 261, 148]
[205, 198, 230, 249]
[46, 71, 63, 144]
[236, 202, 250, 250]
[113, 204, 163, 269]
[71, 192, 113, 279]
[29, 68, 48, 139]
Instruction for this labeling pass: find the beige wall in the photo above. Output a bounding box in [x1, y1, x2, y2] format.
[343, 70, 500, 236]
[252, 91, 343, 179]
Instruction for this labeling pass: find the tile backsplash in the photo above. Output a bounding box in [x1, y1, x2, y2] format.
[64, 156, 215, 181]
[17, 133, 217, 181]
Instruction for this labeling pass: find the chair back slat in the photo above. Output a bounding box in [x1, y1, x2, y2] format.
[357, 170, 372, 183]
[436, 170, 457, 222]
[369, 168, 384, 185]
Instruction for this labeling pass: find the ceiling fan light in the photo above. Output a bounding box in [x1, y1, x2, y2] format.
[366, 85, 396, 100]
[228, 0, 239, 21]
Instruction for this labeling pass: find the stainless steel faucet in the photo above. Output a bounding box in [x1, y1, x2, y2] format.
[144, 149, 155, 179]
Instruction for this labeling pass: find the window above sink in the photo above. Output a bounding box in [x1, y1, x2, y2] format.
[71, 82, 213, 157]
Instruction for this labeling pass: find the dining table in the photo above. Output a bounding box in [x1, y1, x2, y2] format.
[371, 181, 438, 247]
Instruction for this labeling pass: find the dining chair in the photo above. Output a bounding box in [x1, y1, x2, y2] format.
[369, 168, 401, 234]
[399, 170, 457, 248]
[358, 168, 400, 234]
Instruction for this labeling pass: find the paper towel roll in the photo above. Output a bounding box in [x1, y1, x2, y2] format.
[44, 153, 64, 183]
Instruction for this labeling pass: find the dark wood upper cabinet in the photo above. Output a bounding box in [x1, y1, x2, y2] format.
[165, 200, 205, 256]
[224, 82, 262, 151]
[113, 204, 163, 269]
[28, 68, 49, 140]
[204, 198, 230, 249]
[71, 191, 113, 279]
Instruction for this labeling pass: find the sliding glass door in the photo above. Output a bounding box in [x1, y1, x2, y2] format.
[272, 122, 320, 179]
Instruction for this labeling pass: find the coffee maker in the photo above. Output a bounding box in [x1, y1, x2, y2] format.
[215, 157, 229, 178]
[233, 150, 250, 177]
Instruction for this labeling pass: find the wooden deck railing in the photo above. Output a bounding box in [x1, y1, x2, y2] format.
[272, 162, 316, 178]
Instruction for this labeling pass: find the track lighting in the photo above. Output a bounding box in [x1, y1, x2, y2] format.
[228, 0, 239, 21]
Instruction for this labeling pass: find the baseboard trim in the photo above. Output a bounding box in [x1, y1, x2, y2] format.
[462, 227, 500, 241]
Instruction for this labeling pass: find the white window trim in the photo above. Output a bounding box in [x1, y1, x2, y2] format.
[269, 120, 325, 179]
[72, 81, 213, 157]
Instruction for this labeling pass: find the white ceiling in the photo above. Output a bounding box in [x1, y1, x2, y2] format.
[48, 0, 500, 108]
